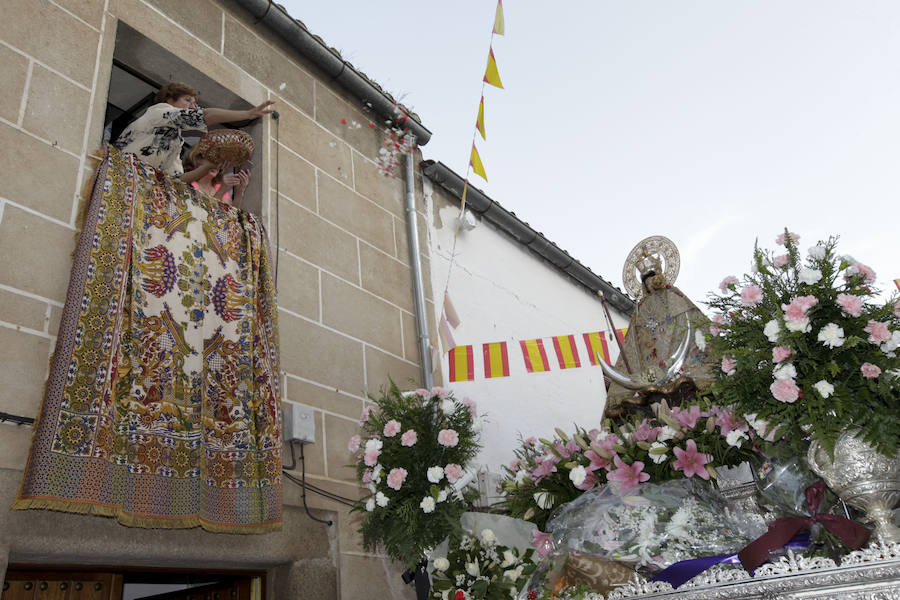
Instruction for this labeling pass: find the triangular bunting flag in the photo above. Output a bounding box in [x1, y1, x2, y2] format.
[469, 144, 487, 181]
[444, 291, 461, 328]
[476, 96, 486, 140]
[894, 278, 900, 292]
[493, 0, 505, 35]
[483, 47, 504, 89]
[439, 316, 456, 351]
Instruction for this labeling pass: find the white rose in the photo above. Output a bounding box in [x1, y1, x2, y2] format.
[798, 268, 823, 285]
[427, 466, 445, 483]
[657, 426, 678, 442]
[481, 528, 497, 546]
[501, 549, 517, 568]
[568, 465, 587, 487]
[439, 398, 455, 415]
[785, 317, 811, 333]
[420, 496, 436, 513]
[375, 491, 389, 507]
[763, 319, 782, 343]
[365, 498, 375, 512]
[773, 362, 797, 380]
[817, 323, 845, 348]
[465, 561, 479, 577]
[648, 441, 668, 464]
[365, 438, 383, 451]
[813, 380, 834, 399]
[808, 245, 827, 260]
[694, 329, 707, 352]
[433, 557, 450, 572]
[725, 429, 749, 448]
[533, 491, 554, 509]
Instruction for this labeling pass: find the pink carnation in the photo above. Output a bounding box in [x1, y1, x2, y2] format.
[444, 463, 463, 482]
[671, 439, 711, 480]
[401, 429, 418, 446]
[364, 448, 381, 466]
[740, 285, 764, 307]
[773, 254, 789, 268]
[772, 346, 792, 363]
[836, 293, 863, 317]
[509, 458, 521, 471]
[414, 388, 431, 399]
[719, 276, 739, 293]
[431, 386, 449, 398]
[362, 469, 373, 483]
[770, 378, 800, 403]
[710, 313, 726, 336]
[721, 356, 737, 376]
[775, 231, 800, 245]
[437, 429, 459, 447]
[359, 406, 373, 424]
[386, 467, 408, 490]
[895, 301, 900, 319]
[864, 320, 891, 344]
[383, 419, 401, 437]
[846, 262, 876, 284]
[348, 435, 361, 453]
[861, 362, 882, 379]
[783, 295, 818, 322]
[461, 397, 477, 418]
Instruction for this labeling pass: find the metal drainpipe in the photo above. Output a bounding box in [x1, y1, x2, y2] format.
[404, 141, 434, 389]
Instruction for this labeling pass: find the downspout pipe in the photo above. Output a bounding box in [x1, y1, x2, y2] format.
[421, 160, 634, 316]
[236, 0, 432, 145]
[403, 142, 434, 388]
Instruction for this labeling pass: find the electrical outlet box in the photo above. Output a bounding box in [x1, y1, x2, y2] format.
[282, 402, 316, 444]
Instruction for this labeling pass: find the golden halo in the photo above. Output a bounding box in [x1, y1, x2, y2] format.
[622, 235, 680, 300]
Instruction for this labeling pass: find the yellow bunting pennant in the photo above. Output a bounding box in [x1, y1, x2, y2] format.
[895, 278, 900, 292]
[483, 48, 504, 89]
[469, 143, 487, 181]
[493, 0, 505, 35]
[476, 96, 486, 140]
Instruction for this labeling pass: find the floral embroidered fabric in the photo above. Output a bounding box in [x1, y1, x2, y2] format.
[14, 147, 282, 533]
[114, 103, 207, 177]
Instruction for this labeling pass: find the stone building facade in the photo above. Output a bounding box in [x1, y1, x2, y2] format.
[0, 0, 432, 597]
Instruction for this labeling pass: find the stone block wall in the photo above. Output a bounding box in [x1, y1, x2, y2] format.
[0, 0, 434, 597]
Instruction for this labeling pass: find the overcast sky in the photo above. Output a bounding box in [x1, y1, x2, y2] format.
[281, 1, 899, 306]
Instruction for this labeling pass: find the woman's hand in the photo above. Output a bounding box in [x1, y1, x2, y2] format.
[245, 100, 276, 121]
[232, 169, 251, 208]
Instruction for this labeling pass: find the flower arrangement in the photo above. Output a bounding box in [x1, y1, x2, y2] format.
[704, 230, 900, 457]
[496, 400, 760, 533]
[430, 528, 536, 600]
[350, 382, 481, 568]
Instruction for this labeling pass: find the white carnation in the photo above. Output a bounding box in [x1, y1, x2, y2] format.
[420, 496, 436, 513]
[433, 557, 450, 571]
[427, 466, 445, 483]
[725, 429, 749, 448]
[657, 426, 678, 442]
[798, 267, 822, 285]
[533, 491, 554, 509]
[881, 330, 900, 354]
[481, 528, 497, 546]
[375, 491, 389, 507]
[763, 319, 782, 343]
[813, 380, 834, 399]
[648, 441, 668, 464]
[785, 317, 811, 333]
[568, 465, 587, 487]
[694, 329, 707, 352]
[365, 438, 383, 451]
[436, 489, 448, 503]
[439, 398, 455, 415]
[808, 245, 827, 260]
[372, 464, 383, 483]
[773, 362, 797, 380]
[514, 469, 528, 485]
[365, 498, 375, 512]
[817, 323, 845, 348]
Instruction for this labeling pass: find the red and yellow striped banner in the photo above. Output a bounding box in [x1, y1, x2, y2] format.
[552, 334, 581, 369]
[449, 345, 474, 382]
[894, 278, 900, 292]
[520, 339, 550, 373]
[583, 328, 628, 365]
[482, 342, 510, 378]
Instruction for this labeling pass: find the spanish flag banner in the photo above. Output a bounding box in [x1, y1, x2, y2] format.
[520, 338, 550, 373]
[894, 278, 900, 292]
[493, 0, 505, 35]
[483, 342, 510, 378]
[483, 47, 504, 89]
[616, 327, 629, 346]
[470, 143, 488, 181]
[449, 345, 475, 382]
[552, 334, 581, 369]
[583, 331, 612, 366]
[476, 96, 486, 140]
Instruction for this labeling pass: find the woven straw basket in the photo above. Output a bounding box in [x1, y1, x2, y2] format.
[196, 129, 254, 165]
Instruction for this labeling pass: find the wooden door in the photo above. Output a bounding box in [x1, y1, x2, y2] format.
[2, 571, 123, 600]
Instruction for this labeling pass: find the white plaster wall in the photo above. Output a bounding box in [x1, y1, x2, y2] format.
[424, 181, 630, 473]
